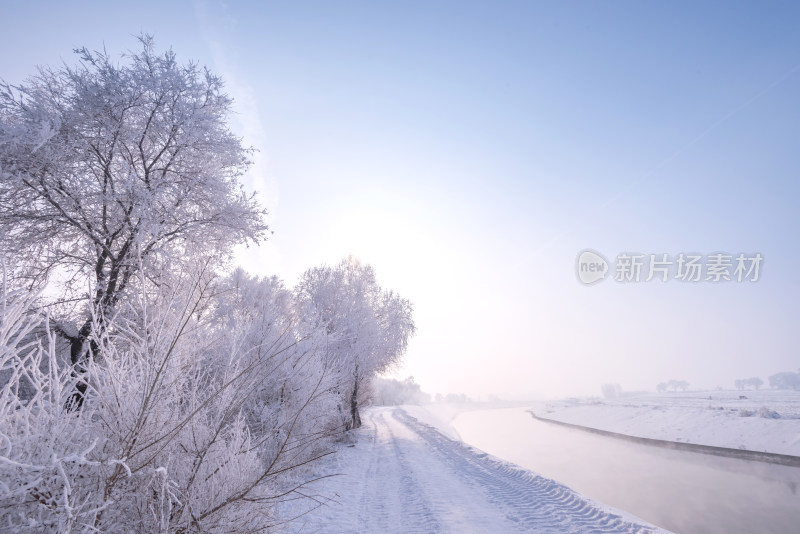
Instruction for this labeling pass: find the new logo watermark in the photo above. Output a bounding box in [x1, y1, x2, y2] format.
[576, 250, 609, 285]
[576, 250, 763, 285]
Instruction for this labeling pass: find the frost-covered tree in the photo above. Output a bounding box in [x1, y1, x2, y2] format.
[0, 37, 267, 390]
[769, 371, 800, 390]
[736, 377, 763, 390]
[296, 257, 415, 429]
[600, 383, 621, 399]
[213, 268, 340, 437]
[666, 379, 689, 392]
[747, 377, 763, 390]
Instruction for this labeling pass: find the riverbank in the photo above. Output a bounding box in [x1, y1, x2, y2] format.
[530, 390, 800, 457]
[529, 410, 800, 467]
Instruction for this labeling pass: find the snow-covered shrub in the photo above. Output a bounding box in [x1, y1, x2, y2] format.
[758, 406, 781, 419]
[0, 284, 111, 531]
[0, 268, 338, 532]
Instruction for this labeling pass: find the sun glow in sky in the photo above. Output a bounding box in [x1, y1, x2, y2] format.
[2, 1, 799, 399]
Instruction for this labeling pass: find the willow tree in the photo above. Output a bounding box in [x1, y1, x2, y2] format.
[0, 37, 267, 401]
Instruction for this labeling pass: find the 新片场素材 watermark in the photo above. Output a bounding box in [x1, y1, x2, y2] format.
[576, 250, 762, 285]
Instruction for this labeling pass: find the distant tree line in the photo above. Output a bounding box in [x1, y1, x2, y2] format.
[733, 372, 800, 391]
[655, 372, 800, 393]
[656, 379, 690, 392]
[372, 376, 431, 406]
[433, 392, 474, 403]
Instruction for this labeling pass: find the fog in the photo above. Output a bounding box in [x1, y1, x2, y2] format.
[3, 2, 798, 400]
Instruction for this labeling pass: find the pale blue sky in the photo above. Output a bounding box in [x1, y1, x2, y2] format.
[2, 1, 799, 398]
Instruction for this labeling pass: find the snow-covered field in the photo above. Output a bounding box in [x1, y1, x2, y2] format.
[287, 406, 666, 533]
[531, 390, 800, 456]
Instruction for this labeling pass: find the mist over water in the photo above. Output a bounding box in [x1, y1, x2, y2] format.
[453, 407, 800, 534]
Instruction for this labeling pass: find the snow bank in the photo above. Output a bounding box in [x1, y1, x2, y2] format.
[398, 403, 464, 440]
[532, 390, 800, 456]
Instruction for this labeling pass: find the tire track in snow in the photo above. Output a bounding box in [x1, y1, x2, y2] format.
[382, 412, 441, 532]
[355, 410, 439, 533]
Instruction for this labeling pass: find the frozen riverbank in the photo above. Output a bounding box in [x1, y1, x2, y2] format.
[530, 390, 800, 456]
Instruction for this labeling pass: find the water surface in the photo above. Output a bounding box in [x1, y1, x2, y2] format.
[452, 407, 800, 534]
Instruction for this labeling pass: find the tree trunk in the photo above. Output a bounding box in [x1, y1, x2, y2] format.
[349, 377, 361, 430]
[64, 318, 99, 410]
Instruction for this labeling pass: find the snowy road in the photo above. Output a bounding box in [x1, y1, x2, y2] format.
[292, 407, 666, 533]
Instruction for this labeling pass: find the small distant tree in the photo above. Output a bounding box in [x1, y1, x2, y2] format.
[746, 377, 763, 390]
[665, 379, 689, 392]
[656, 382, 667, 393]
[444, 393, 473, 403]
[601, 383, 621, 399]
[735, 377, 763, 390]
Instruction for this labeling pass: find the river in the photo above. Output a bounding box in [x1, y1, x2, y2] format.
[451, 407, 800, 534]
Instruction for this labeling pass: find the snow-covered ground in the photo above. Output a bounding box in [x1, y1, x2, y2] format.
[531, 390, 800, 456]
[286, 406, 667, 533]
